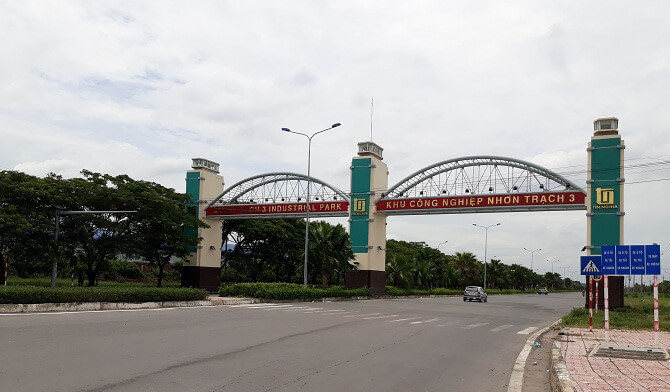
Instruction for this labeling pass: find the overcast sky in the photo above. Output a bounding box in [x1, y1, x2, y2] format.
[2, 1, 670, 282]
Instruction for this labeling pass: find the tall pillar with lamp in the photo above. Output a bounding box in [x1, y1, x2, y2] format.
[182, 158, 225, 293]
[346, 141, 388, 295]
[586, 118, 625, 308]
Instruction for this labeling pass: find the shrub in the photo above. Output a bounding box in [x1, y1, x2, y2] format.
[0, 286, 208, 304]
[219, 283, 370, 300]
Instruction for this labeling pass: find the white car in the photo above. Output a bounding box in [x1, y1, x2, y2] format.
[463, 286, 487, 302]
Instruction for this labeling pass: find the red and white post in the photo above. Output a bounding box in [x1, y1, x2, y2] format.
[604, 275, 610, 341]
[654, 275, 659, 346]
[589, 276, 593, 332]
[596, 280, 599, 314]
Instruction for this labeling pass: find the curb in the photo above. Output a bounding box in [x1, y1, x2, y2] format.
[0, 297, 258, 313]
[550, 330, 577, 392]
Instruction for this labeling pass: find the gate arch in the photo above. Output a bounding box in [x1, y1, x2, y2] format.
[206, 172, 350, 219]
[382, 156, 584, 200]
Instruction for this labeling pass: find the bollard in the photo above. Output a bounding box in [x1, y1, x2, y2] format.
[604, 275, 609, 341]
[589, 276, 593, 332]
[654, 275, 659, 346]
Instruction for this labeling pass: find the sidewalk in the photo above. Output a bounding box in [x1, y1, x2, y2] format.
[555, 328, 670, 392]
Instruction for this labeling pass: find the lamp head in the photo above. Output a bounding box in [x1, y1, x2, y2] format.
[281, 128, 290, 132]
[332, 123, 341, 128]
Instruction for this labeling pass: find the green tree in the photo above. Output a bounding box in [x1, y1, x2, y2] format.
[308, 221, 355, 287]
[452, 252, 482, 287]
[113, 175, 206, 287]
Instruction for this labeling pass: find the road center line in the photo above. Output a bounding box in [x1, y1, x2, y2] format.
[363, 314, 398, 320]
[343, 313, 381, 318]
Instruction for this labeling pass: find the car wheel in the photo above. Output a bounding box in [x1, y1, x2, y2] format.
[463, 298, 466, 301]
[484, 297, 487, 302]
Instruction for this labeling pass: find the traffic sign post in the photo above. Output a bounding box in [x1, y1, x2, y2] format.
[580, 245, 662, 340]
[654, 275, 659, 346]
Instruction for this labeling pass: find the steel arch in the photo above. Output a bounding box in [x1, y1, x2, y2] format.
[381, 156, 584, 200]
[206, 172, 349, 208]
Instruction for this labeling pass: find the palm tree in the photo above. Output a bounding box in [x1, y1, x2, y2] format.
[309, 221, 354, 287]
[387, 254, 411, 288]
[413, 258, 436, 289]
[452, 252, 482, 287]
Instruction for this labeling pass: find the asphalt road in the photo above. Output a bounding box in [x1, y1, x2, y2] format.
[1, 292, 582, 392]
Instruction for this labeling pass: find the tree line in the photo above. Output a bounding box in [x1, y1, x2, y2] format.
[386, 239, 581, 290]
[2, 170, 582, 291]
[0, 170, 202, 287]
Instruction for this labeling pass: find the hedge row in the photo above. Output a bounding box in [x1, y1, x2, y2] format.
[220, 282, 371, 300]
[0, 286, 208, 304]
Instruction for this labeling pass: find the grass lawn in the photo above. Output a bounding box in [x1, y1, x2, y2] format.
[560, 294, 670, 332]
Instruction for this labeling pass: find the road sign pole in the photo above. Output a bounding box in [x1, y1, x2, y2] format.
[595, 281, 599, 314]
[589, 276, 593, 332]
[654, 275, 659, 346]
[604, 275, 610, 341]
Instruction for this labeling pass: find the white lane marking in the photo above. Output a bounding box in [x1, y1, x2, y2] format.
[228, 304, 269, 307]
[507, 319, 559, 392]
[248, 305, 295, 309]
[343, 313, 381, 318]
[491, 324, 514, 332]
[516, 327, 538, 335]
[282, 307, 318, 311]
[410, 318, 440, 324]
[363, 314, 399, 320]
[462, 322, 490, 329]
[389, 317, 421, 323]
[440, 320, 461, 326]
[303, 309, 345, 314]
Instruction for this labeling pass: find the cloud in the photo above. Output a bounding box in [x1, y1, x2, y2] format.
[2, 1, 670, 282]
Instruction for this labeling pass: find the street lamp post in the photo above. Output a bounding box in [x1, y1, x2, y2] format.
[523, 247, 541, 273]
[438, 240, 448, 252]
[282, 123, 341, 286]
[473, 223, 501, 290]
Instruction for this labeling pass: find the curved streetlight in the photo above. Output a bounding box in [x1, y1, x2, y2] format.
[523, 247, 541, 273]
[282, 122, 341, 286]
[473, 223, 501, 289]
[438, 240, 448, 251]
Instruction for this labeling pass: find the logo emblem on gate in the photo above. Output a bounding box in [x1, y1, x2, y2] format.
[353, 198, 367, 215]
[595, 188, 614, 205]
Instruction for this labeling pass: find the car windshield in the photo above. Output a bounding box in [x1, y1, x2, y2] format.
[466, 287, 479, 292]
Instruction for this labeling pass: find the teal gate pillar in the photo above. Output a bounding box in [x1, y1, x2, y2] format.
[586, 117, 625, 308]
[182, 158, 225, 293]
[346, 141, 388, 294]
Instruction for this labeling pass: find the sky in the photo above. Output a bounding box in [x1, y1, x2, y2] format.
[2, 1, 670, 282]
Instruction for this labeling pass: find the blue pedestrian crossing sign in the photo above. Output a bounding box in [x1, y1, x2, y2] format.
[581, 256, 602, 275]
[585, 244, 662, 276]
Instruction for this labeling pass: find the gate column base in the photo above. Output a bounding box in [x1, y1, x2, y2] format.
[181, 266, 220, 293]
[346, 270, 385, 295]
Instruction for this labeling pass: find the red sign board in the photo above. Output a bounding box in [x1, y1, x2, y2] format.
[376, 191, 585, 212]
[206, 201, 350, 217]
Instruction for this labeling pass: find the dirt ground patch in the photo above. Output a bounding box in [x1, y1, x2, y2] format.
[521, 329, 558, 391]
